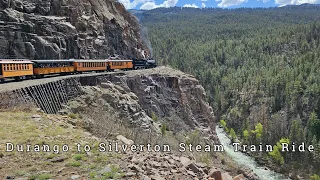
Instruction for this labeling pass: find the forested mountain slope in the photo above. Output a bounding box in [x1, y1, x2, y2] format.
[139, 5, 320, 178]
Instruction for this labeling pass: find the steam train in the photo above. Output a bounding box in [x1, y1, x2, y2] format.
[0, 58, 156, 82]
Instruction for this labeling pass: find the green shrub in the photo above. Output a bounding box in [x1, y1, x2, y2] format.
[243, 129, 249, 143]
[229, 128, 236, 141]
[73, 154, 84, 161]
[29, 173, 52, 180]
[268, 138, 290, 165]
[311, 174, 320, 180]
[220, 120, 227, 128]
[68, 113, 77, 119]
[151, 111, 158, 122]
[68, 161, 81, 167]
[102, 165, 123, 179]
[161, 123, 167, 136]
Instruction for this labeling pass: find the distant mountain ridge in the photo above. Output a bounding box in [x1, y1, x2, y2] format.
[129, 3, 320, 12]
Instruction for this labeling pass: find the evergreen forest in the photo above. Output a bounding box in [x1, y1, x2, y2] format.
[138, 4, 320, 177]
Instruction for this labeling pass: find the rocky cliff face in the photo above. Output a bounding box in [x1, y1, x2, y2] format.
[0, 0, 150, 59]
[0, 67, 251, 179]
[62, 67, 218, 144]
[0, 66, 218, 143]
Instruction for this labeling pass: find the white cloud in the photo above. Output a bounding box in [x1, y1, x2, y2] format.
[216, 0, 247, 7]
[140, 2, 159, 9]
[201, 2, 207, 7]
[201, 0, 208, 1]
[162, 0, 179, 7]
[275, 0, 320, 6]
[118, 0, 152, 9]
[183, 3, 199, 7]
[140, 0, 179, 10]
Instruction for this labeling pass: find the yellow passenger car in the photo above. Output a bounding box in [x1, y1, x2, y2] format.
[0, 59, 33, 81]
[73, 59, 109, 72]
[107, 60, 133, 71]
[32, 60, 75, 77]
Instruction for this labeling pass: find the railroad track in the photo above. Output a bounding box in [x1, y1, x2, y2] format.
[0, 70, 118, 93]
[0, 66, 169, 93]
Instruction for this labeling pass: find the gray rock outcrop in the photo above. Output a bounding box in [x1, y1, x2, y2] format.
[0, 0, 150, 59]
[120, 152, 240, 180]
[62, 67, 218, 144]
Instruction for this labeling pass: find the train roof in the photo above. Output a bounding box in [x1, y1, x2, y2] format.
[0, 59, 30, 60]
[0, 59, 33, 64]
[31, 60, 74, 63]
[72, 59, 132, 62]
[108, 59, 133, 62]
[72, 59, 109, 62]
[0, 59, 134, 64]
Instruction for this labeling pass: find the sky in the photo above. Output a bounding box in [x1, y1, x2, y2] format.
[117, 0, 320, 9]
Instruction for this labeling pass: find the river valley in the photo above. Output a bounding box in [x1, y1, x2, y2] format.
[216, 126, 290, 180]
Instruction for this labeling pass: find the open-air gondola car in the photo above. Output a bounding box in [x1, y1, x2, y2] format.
[0, 59, 33, 81]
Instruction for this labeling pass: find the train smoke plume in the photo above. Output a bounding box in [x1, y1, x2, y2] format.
[141, 26, 153, 58]
[131, 10, 153, 58]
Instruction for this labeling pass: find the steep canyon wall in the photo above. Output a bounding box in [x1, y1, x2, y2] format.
[0, 67, 218, 143]
[0, 0, 150, 59]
